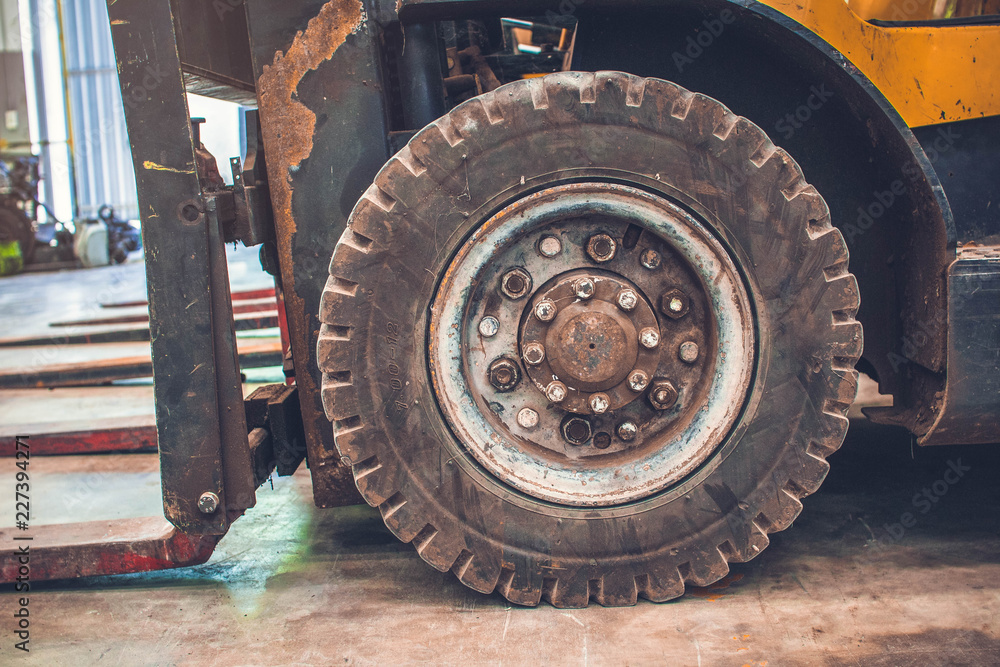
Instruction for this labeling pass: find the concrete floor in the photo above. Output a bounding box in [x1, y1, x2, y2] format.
[0, 245, 270, 342]
[0, 421, 997, 665]
[2, 255, 1000, 665]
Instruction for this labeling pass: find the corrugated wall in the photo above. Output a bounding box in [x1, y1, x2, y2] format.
[60, 0, 137, 220]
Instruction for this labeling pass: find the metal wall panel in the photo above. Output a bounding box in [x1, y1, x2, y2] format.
[60, 0, 137, 220]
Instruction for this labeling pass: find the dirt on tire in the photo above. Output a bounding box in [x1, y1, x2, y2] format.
[318, 71, 862, 607]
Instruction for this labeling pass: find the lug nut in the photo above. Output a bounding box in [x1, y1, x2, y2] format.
[640, 249, 661, 270]
[538, 235, 562, 258]
[545, 381, 568, 403]
[562, 416, 593, 445]
[593, 432, 612, 449]
[534, 299, 557, 322]
[648, 379, 679, 410]
[627, 370, 649, 392]
[679, 341, 700, 364]
[479, 316, 500, 338]
[639, 328, 660, 349]
[516, 408, 539, 429]
[501, 268, 532, 300]
[589, 393, 610, 414]
[617, 421, 638, 441]
[574, 277, 596, 299]
[522, 342, 546, 366]
[488, 357, 521, 392]
[617, 289, 638, 312]
[660, 288, 690, 319]
[198, 491, 220, 514]
[586, 233, 617, 263]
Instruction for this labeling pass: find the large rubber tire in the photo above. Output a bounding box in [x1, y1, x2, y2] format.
[319, 72, 861, 607]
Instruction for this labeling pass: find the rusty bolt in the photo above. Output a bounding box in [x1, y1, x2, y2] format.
[648, 380, 679, 410]
[516, 407, 539, 429]
[660, 288, 690, 319]
[639, 328, 660, 349]
[593, 432, 612, 449]
[617, 421, 638, 441]
[617, 289, 638, 312]
[574, 277, 596, 300]
[479, 316, 500, 338]
[198, 491, 220, 514]
[562, 416, 593, 445]
[589, 392, 611, 415]
[534, 299, 557, 322]
[538, 235, 562, 258]
[501, 268, 532, 300]
[640, 248, 661, 270]
[586, 233, 617, 263]
[545, 381, 568, 403]
[488, 357, 521, 392]
[523, 342, 546, 366]
[679, 341, 700, 364]
[627, 370, 650, 392]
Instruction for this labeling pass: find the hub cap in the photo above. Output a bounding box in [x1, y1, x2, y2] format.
[429, 183, 756, 506]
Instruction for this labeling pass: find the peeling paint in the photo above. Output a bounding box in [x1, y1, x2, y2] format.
[142, 160, 195, 175]
[256, 0, 365, 238]
[254, 0, 366, 468]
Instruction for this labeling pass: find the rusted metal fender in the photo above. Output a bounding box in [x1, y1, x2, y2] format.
[245, 0, 387, 507]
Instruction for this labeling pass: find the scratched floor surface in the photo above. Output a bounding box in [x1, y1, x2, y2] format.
[2, 417, 999, 666]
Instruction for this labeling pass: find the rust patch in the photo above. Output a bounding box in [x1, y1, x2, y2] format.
[687, 572, 745, 601]
[256, 0, 364, 234]
[255, 0, 365, 469]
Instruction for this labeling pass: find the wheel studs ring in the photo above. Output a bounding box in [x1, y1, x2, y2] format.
[639, 328, 660, 349]
[538, 235, 562, 257]
[589, 393, 610, 414]
[488, 357, 521, 392]
[517, 408, 539, 429]
[617, 421, 638, 441]
[640, 248, 661, 270]
[586, 233, 617, 263]
[479, 316, 499, 337]
[679, 341, 700, 364]
[574, 277, 595, 299]
[617, 289, 638, 311]
[534, 299, 557, 322]
[562, 417, 592, 445]
[546, 381, 568, 403]
[628, 370, 650, 392]
[522, 342, 546, 366]
[501, 268, 532, 300]
[648, 380, 678, 410]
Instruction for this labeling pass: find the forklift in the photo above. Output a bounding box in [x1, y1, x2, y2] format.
[2, 0, 997, 607]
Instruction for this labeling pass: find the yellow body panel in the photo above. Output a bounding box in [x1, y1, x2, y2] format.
[759, 0, 1000, 126]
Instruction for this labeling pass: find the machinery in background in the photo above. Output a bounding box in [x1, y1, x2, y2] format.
[1, 156, 141, 274]
[0, 157, 40, 275]
[74, 205, 143, 268]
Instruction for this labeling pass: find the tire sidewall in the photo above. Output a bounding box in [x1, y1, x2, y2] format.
[335, 73, 851, 573]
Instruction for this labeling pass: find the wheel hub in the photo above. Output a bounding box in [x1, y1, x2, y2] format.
[520, 270, 660, 412]
[428, 182, 756, 506]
